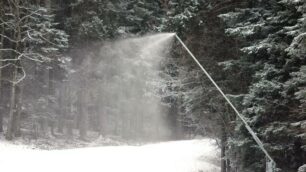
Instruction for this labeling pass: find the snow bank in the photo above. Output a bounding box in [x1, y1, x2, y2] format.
[0, 139, 220, 172]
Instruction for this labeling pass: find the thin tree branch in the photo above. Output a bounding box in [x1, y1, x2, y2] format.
[26, 30, 39, 41]
[0, 48, 44, 62]
[23, 53, 44, 62]
[8, 0, 17, 8]
[0, 62, 26, 85]
[13, 66, 26, 85]
[0, 33, 20, 43]
[39, 34, 60, 47]
[0, 17, 16, 31]
[0, 63, 13, 69]
[0, 20, 14, 27]
[27, 31, 64, 48]
[0, 49, 22, 61]
[4, 13, 14, 17]
[20, 9, 45, 22]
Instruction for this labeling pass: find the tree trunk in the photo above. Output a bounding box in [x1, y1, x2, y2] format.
[0, 109, 3, 133]
[6, 0, 22, 140]
[67, 83, 74, 138]
[221, 125, 227, 172]
[99, 100, 107, 136]
[0, 9, 4, 133]
[78, 88, 87, 140]
[57, 86, 64, 133]
[14, 83, 23, 137]
[226, 158, 231, 172]
[65, 120, 73, 138]
[139, 109, 144, 138]
[6, 72, 17, 140]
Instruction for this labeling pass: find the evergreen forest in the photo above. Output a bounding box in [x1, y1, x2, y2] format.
[0, 0, 306, 172]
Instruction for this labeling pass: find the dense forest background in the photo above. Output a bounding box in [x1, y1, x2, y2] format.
[0, 0, 305, 172]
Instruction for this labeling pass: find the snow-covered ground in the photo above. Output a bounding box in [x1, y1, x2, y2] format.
[0, 139, 220, 172]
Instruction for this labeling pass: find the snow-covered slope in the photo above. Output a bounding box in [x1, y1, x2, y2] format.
[0, 139, 220, 172]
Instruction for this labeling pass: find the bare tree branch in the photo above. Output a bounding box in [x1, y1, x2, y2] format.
[27, 31, 65, 49]
[26, 30, 37, 40]
[0, 18, 16, 31]
[0, 62, 26, 85]
[0, 20, 14, 27]
[0, 48, 44, 62]
[20, 9, 45, 22]
[0, 63, 14, 69]
[23, 53, 44, 62]
[13, 66, 26, 85]
[8, 0, 20, 10]
[0, 49, 22, 61]
[39, 34, 61, 48]
[4, 13, 14, 17]
[0, 33, 20, 43]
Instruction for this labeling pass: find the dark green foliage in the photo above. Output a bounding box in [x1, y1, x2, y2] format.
[0, 0, 305, 170]
[63, 0, 165, 42]
[220, 0, 306, 171]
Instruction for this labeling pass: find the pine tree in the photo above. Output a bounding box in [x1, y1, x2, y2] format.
[0, 0, 68, 140]
[220, 0, 306, 171]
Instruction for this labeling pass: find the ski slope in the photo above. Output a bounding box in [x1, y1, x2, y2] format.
[0, 139, 220, 172]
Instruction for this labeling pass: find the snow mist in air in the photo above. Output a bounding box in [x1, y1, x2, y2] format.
[67, 33, 176, 141]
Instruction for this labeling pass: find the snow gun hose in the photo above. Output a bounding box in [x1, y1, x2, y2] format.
[175, 33, 277, 172]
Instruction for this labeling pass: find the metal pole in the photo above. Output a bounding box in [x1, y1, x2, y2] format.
[175, 34, 276, 171]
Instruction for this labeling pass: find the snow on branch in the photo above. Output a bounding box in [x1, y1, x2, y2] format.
[0, 33, 21, 43]
[13, 66, 26, 85]
[0, 63, 26, 85]
[0, 20, 15, 28]
[0, 63, 14, 69]
[0, 48, 44, 63]
[27, 31, 61, 48]
[19, 9, 42, 22]
[23, 52, 46, 62]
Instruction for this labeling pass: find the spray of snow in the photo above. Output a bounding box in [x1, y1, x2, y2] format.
[66, 33, 176, 140]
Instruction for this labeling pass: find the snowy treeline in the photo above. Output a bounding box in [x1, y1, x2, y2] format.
[0, 0, 306, 172]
